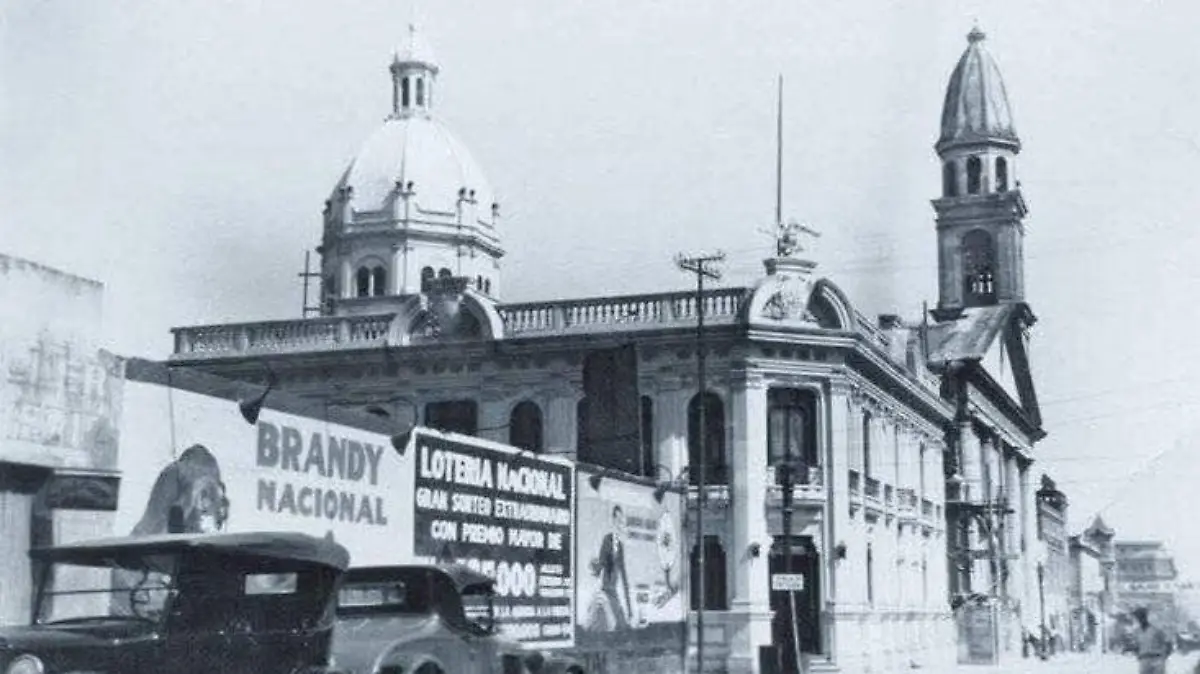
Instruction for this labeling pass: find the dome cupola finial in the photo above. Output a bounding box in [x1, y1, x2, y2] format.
[967, 24, 986, 44]
[389, 20, 439, 118]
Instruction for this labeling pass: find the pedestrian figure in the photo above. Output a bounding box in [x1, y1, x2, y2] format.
[1132, 607, 1173, 674]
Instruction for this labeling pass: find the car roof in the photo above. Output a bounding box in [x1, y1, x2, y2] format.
[31, 531, 351, 570]
[344, 564, 494, 593]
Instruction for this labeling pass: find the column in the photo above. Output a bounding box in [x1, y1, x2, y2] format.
[725, 379, 772, 674]
[827, 385, 854, 666]
[544, 389, 578, 458]
[1006, 456, 1024, 610]
[959, 422, 987, 587]
[340, 260, 352, 299]
[1019, 463, 1035, 628]
[391, 245, 405, 295]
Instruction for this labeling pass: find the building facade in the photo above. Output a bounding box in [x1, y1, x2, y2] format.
[160, 22, 1059, 674]
[1067, 515, 1115, 652]
[921, 26, 1046, 666]
[0, 254, 124, 625]
[1114, 541, 1183, 633]
[1033, 475, 1070, 651]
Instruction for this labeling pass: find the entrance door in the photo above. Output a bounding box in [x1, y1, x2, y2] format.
[769, 537, 821, 674]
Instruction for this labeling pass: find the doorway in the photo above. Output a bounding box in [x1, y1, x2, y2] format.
[769, 536, 821, 674]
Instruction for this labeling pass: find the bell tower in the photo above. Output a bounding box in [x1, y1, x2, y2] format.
[932, 27, 1029, 321]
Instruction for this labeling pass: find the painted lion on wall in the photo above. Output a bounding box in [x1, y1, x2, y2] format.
[131, 444, 230, 536]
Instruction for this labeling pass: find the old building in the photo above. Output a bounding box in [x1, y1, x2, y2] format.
[1114, 541, 1184, 633]
[1067, 515, 1115, 652]
[166, 22, 973, 674]
[920, 26, 1047, 666]
[0, 254, 124, 625]
[1033, 474, 1070, 651]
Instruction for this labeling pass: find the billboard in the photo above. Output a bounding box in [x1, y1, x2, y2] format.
[114, 360, 414, 566]
[409, 428, 575, 649]
[574, 467, 686, 649]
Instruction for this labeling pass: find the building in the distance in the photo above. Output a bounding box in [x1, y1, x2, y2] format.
[0, 254, 124, 625]
[1033, 474, 1070, 651]
[1114, 541, 1184, 634]
[1067, 515, 1115, 652]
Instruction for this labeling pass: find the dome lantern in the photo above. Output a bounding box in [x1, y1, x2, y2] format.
[390, 23, 440, 118]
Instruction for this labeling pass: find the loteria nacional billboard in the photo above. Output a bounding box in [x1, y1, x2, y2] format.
[407, 428, 576, 649]
[114, 359, 415, 565]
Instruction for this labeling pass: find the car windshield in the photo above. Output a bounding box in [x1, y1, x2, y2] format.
[35, 555, 178, 625]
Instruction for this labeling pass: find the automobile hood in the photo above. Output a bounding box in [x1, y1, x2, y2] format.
[331, 614, 440, 674]
[0, 622, 156, 651]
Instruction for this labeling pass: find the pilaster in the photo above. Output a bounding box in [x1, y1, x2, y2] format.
[544, 392, 577, 457]
[340, 259, 352, 299]
[725, 378, 773, 674]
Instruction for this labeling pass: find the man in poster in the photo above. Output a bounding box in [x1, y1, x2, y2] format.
[587, 505, 633, 631]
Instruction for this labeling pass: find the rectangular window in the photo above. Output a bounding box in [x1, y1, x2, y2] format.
[767, 388, 818, 470]
[424, 400, 479, 436]
[862, 412, 873, 478]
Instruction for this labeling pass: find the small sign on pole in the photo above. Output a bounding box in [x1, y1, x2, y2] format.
[772, 573, 805, 592]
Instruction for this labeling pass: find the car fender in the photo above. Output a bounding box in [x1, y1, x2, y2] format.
[371, 643, 448, 674]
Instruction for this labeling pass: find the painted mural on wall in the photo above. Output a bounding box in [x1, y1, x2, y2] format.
[574, 469, 685, 650]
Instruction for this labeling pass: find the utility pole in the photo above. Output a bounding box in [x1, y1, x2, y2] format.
[676, 250, 725, 674]
[298, 250, 323, 317]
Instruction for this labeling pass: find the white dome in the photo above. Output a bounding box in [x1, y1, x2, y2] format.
[335, 115, 495, 218]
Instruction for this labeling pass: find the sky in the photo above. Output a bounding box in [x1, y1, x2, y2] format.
[3, 2, 1200, 572]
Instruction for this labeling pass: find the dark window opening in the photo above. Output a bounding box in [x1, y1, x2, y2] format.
[640, 395, 654, 477]
[438, 268, 452, 279]
[943, 161, 958, 197]
[484, 279, 492, 294]
[687, 391, 727, 485]
[508, 401, 544, 453]
[356, 267, 371, 298]
[416, 78, 425, 106]
[966, 155, 983, 194]
[420, 266, 435, 292]
[424, 400, 478, 436]
[996, 157, 1009, 192]
[961, 228, 997, 304]
[767, 388, 819, 473]
[690, 536, 728, 611]
[401, 78, 410, 108]
[866, 544, 875, 605]
[372, 266, 387, 297]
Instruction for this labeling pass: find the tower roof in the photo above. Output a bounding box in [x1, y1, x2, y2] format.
[937, 26, 1019, 154]
[393, 23, 439, 73]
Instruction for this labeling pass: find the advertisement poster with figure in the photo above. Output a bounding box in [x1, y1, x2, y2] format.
[113, 359, 415, 565]
[408, 428, 575, 649]
[574, 468, 686, 649]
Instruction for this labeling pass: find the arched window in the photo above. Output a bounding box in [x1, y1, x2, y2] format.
[416, 78, 425, 106]
[401, 78, 410, 108]
[687, 391, 726, 485]
[356, 267, 371, 298]
[484, 279, 492, 295]
[861, 410, 873, 477]
[372, 266, 387, 297]
[476, 275, 483, 290]
[767, 388, 818, 473]
[420, 266, 435, 292]
[508, 401, 544, 453]
[966, 155, 983, 194]
[995, 157, 1009, 192]
[640, 395, 654, 477]
[943, 161, 958, 197]
[438, 268, 452, 279]
[962, 228, 997, 304]
[690, 536, 728, 610]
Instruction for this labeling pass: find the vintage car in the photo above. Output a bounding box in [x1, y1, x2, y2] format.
[331, 564, 585, 674]
[0, 531, 350, 674]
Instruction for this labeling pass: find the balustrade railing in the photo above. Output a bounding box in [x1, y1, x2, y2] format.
[173, 314, 394, 357]
[500, 287, 746, 336]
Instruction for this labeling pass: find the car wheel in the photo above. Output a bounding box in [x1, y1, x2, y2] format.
[414, 664, 444, 674]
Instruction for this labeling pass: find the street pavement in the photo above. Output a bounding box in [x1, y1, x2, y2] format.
[958, 650, 1200, 674]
